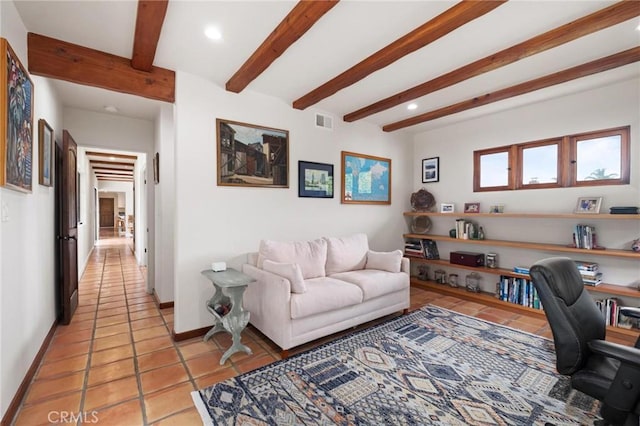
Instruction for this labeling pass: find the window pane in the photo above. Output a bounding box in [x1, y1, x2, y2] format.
[522, 144, 557, 184]
[576, 136, 621, 181]
[480, 152, 508, 187]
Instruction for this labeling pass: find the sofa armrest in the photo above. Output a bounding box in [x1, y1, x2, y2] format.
[401, 257, 410, 274]
[241, 264, 292, 348]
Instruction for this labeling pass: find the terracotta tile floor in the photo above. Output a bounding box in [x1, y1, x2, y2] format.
[11, 235, 558, 425]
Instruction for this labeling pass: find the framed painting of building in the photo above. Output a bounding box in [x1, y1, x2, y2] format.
[1, 38, 35, 193]
[341, 151, 391, 205]
[216, 118, 289, 188]
[298, 161, 333, 198]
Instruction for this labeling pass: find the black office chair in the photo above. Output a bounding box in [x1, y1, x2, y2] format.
[529, 257, 640, 426]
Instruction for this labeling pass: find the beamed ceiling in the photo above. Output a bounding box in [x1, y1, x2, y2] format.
[87, 151, 136, 183]
[14, 0, 640, 134]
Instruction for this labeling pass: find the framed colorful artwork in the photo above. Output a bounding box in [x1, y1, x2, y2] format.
[298, 161, 333, 198]
[1, 38, 35, 192]
[38, 119, 54, 187]
[341, 151, 391, 205]
[216, 118, 289, 188]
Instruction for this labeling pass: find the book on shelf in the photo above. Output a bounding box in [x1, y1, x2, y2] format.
[572, 224, 603, 249]
[422, 239, 440, 260]
[498, 275, 541, 310]
[404, 240, 425, 258]
[595, 298, 622, 327]
[512, 266, 530, 275]
[574, 260, 602, 286]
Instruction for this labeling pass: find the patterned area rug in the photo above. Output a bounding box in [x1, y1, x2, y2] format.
[192, 306, 600, 425]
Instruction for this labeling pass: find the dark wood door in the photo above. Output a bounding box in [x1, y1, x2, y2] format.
[100, 198, 114, 227]
[60, 130, 78, 325]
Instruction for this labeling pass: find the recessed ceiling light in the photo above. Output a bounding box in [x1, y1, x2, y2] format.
[205, 26, 222, 41]
[104, 105, 118, 113]
[407, 103, 418, 110]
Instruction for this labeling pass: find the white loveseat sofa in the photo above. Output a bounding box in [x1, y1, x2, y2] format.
[242, 233, 410, 356]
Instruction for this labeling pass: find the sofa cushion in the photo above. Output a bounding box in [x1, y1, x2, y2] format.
[257, 238, 327, 279]
[324, 234, 369, 275]
[263, 260, 306, 293]
[290, 277, 363, 319]
[329, 270, 408, 301]
[365, 250, 403, 273]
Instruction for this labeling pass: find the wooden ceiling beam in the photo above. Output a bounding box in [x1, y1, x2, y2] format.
[225, 0, 339, 93]
[382, 47, 640, 132]
[293, 0, 506, 110]
[28, 32, 175, 103]
[131, 0, 169, 71]
[93, 169, 134, 175]
[90, 160, 135, 167]
[86, 151, 138, 161]
[346, 1, 640, 122]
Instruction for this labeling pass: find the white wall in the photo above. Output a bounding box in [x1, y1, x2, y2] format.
[173, 71, 413, 334]
[154, 103, 176, 303]
[412, 78, 640, 294]
[64, 108, 155, 285]
[0, 0, 63, 417]
[76, 149, 96, 275]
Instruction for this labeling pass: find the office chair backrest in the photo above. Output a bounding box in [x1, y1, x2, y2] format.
[530, 257, 606, 375]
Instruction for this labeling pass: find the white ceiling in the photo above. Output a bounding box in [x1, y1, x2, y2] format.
[13, 0, 640, 133]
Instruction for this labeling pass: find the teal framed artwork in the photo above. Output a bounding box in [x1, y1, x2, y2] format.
[341, 151, 391, 205]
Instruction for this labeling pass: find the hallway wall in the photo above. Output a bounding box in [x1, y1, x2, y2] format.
[0, 0, 64, 417]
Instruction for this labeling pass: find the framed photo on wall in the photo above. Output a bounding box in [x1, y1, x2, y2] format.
[298, 161, 333, 198]
[38, 119, 54, 187]
[341, 151, 391, 205]
[1, 38, 34, 193]
[216, 118, 289, 188]
[422, 157, 439, 183]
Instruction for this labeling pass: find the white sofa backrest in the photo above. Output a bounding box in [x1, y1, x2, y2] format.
[257, 238, 327, 279]
[325, 233, 369, 275]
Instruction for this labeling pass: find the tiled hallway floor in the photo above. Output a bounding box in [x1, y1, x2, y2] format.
[12, 236, 557, 425]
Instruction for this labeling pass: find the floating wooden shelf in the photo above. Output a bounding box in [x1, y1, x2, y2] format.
[411, 278, 639, 342]
[408, 258, 639, 298]
[404, 212, 640, 220]
[404, 234, 640, 259]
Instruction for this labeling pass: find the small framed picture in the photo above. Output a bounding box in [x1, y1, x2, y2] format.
[440, 203, 455, 213]
[575, 196, 602, 214]
[422, 157, 439, 183]
[298, 161, 333, 198]
[464, 202, 480, 213]
[489, 204, 504, 214]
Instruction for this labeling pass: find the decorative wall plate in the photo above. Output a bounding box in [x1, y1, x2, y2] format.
[410, 188, 435, 212]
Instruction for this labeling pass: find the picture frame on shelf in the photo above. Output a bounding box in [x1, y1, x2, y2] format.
[298, 161, 333, 198]
[489, 204, 505, 213]
[216, 118, 289, 188]
[464, 202, 480, 213]
[38, 119, 54, 187]
[440, 203, 455, 213]
[341, 151, 391, 205]
[1, 38, 34, 193]
[421, 157, 439, 183]
[575, 196, 602, 214]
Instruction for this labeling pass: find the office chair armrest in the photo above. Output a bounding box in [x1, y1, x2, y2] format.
[588, 340, 640, 368]
[620, 307, 640, 320]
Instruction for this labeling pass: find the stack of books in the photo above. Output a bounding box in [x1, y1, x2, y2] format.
[575, 260, 602, 286]
[404, 240, 425, 258]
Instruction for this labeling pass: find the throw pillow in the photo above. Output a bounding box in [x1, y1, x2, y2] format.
[257, 238, 327, 279]
[262, 260, 306, 293]
[365, 249, 403, 273]
[324, 233, 369, 275]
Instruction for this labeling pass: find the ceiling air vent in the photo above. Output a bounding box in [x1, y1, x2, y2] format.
[315, 113, 333, 130]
